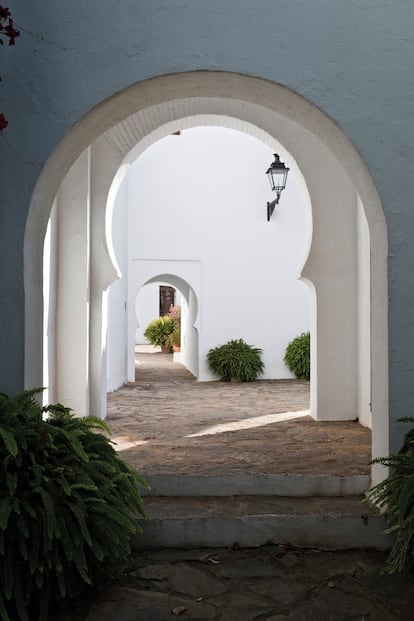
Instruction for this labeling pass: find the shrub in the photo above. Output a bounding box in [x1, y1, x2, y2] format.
[367, 417, 414, 574]
[0, 389, 148, 621]
[166, 305, 181, 350]
[144, 316, 175, 350]
[207, 338, 264, 382]
[284, 331, 310, 380]
[166, 325, 181, 349]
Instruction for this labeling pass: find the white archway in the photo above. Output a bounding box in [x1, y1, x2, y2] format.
[25, 72, 388, 480]
[128, 272, 199, 382]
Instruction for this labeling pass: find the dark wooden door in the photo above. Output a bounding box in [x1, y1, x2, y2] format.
[159, 286, 175, 316]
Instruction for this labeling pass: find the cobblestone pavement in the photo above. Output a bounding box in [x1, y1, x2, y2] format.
[106, 349, 371, 477]
[53, 545, 414, 620]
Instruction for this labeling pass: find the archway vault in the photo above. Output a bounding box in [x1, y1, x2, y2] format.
[26, 71, 388, 482]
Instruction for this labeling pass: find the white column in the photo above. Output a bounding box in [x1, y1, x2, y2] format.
[303, 159, 358, 421]
[43, 200, 58, 405]
[54, 150, 90, 416]
[89, 137, 123, 418]
[357, 197, 372, 428]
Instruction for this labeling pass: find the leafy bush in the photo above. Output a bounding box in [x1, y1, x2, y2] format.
[0, 389, 148, 621]
[367, 417, 414, 574]
[166, 305, 181, 349]
[144, 316, 175, 350]
[284, 331, 310, 380]
[207, 339, 264, 382]
[167, 325, 181, 349]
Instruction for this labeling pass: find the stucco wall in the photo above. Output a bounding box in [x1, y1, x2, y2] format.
[1, 1, 413, 450]
[124, 127, 310, 381]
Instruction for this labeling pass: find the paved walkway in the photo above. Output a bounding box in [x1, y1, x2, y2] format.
[106, 349, 371, 477]
[50, 352, 413, 620]
[53, 546, 414, 620]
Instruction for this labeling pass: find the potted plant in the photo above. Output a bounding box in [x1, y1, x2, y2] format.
[144, 316, 175, 353]
[167, 305, 181, 352]
[167, 325, 181, 352]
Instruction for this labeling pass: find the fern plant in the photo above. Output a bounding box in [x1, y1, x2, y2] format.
[207, 339, 264, 382]
[284, 331, 310, 380]
[367, 417, 414, 574]
[0, 389, 148, 621]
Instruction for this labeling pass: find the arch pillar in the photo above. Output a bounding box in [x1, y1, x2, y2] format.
[301, 143, 359, 421]
[47, 149, 90, 416]
[89, 137, 123, 418]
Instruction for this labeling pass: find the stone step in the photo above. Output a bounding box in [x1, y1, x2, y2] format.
[140, 473, 370, 497]
[137, 495, 391, 550]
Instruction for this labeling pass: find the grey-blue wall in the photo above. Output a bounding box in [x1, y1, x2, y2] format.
[1, 1, 413, 451]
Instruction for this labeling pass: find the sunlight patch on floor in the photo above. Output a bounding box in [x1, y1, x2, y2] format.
[113, 436, 150, 450]
[186, 410, 310, 438]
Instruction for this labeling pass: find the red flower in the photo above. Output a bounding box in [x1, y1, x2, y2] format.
[4, 19, 19, 45]
[0, 6, 11, 20]
[0, 113, 8, 131]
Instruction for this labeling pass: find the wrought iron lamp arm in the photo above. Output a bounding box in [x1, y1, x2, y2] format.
[267, 194, 281, 222]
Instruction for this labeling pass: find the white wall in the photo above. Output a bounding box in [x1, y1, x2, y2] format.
[125, 127, 311, 380]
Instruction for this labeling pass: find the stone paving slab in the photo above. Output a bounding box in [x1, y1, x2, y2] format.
[106, 352, 372, 478]
[52, 545, 414, 620]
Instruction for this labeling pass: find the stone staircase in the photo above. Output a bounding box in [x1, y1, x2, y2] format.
[137, 473, 391, 550]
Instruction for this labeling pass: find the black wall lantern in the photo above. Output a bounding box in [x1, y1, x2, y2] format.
[265, 153, 289, 221]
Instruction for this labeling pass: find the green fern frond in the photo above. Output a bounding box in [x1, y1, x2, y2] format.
[0, 428, 18, 458]
[368, 417, 414, 574]
[0, 588, 11, 621]
[0, 500, 12, 531]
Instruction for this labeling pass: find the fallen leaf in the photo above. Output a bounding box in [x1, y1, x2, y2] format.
[327, 580, 336, 588]
[172, 606, 187, 615]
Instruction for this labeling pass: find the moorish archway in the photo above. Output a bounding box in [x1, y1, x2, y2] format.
[25, 71, 388, 482]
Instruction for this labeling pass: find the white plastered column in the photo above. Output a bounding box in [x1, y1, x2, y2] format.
[300, 144, 358, 420]
[52, 150, 90, 416]
[89, 137, 123, 418]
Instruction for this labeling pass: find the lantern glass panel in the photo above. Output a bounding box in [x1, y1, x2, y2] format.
[272, 169, 288, 191]
[267, 172, 276, 191]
